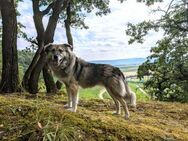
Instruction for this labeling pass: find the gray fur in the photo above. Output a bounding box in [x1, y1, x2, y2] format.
[45, 43, 136, 119]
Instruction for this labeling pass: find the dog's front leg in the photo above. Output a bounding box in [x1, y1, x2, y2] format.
[65, 85, 73, 108]
[67, 83, 79, 112]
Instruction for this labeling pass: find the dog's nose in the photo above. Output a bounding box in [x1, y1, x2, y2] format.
[54, 55, 58, 60]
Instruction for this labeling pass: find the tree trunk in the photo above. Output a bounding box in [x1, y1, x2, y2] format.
[0, 0, 19, 93]
[41, 1, 65, 93]
[56, 2, 74, 90]
[27, 51, 47, 94]
[43, 64, 57, 93]
[65, 3, 73, 46]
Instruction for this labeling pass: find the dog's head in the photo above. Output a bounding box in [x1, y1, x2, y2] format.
[44, 43, 73, 69]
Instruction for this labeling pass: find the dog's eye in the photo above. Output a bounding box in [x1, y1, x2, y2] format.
[58, 49, 63, 53]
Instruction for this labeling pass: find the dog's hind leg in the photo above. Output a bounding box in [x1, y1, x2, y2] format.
[117, 97, 130, 119]
[106, 78, 130, 119]
[106, 87, 121, 115]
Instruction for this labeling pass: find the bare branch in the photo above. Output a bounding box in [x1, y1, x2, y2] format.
[30, 39, 39, 46]
[26, 37, 39, 46]
[166, 0, 176, 14]
[42, 2, 55, 16]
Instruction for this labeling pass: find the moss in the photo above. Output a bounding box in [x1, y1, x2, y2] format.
[0, 94, 188, 140]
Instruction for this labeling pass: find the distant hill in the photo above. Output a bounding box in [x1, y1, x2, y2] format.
[90, 58, 145, 67]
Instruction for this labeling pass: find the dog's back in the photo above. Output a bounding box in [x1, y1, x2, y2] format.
[74, 58, 124, 88]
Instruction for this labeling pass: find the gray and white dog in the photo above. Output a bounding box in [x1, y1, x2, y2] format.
[44, 43, 136, 119]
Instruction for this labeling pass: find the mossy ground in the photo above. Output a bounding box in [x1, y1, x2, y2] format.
[0, 93, 188, 141]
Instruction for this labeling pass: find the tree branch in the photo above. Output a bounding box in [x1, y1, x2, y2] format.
[30, 39, 38, 46]
[165, 0, 175, 14]
[61, 0, 70, 11]
[42, 2, 55, 16]
[169, 19, 188, 32]
[32, 0, 40, 14]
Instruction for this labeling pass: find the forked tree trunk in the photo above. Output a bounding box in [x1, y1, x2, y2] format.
[22, 0, 45, 93]
[23, 0, 69, 94]
[0, 0, 19, 93]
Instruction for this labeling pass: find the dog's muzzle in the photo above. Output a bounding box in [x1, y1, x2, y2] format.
[53, 55, 58, 61]
[52, 55, 65, 66]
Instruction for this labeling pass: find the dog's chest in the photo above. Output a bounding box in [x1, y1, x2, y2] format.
[53, 70, 69, 82]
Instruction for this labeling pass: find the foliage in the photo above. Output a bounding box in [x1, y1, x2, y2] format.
[137, 0, 163, 6]
[126, 0, 188, 102]
[59, 0, 111, 29]
[0, 45, 34, 81]
[18, 48, 35, 73]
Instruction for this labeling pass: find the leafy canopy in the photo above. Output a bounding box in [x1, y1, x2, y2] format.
[126, 0, 188, 102]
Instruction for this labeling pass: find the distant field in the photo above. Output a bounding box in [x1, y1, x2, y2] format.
[119, 65, 138, 72]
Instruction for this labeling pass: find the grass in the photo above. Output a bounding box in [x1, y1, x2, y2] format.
[79, 86, 103, 99]
[0, 93, 188, 140]
[128, 82, 150, 102]
[78, 82, 149, 102]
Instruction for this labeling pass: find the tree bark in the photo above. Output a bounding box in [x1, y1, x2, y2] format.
[0, 0, 19, 93]
[56, 2, 73, 90]
[65, 3, 73, 46]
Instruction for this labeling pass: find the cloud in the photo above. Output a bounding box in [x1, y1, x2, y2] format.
[17, 0, 169, 60]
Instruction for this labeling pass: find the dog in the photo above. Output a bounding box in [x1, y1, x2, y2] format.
[44, 43, 136, 119]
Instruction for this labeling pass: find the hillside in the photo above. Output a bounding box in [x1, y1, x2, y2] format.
[0, 94, 188, 140]
[90, 58, 145, 67]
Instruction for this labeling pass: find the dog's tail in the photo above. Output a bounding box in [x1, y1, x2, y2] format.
[123, 78, 137, 108]
[118, 70, 136, 107]
[115, 67, 137, 107]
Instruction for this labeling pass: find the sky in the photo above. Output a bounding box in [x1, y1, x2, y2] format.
[17, 0, 170, 61]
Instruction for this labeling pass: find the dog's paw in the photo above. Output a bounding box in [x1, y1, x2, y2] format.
[124, 114, 130, 120]
[129, 104, 136, 108]
[112, 111, 121, 115]
[64, 104, 72, 109]
[67, 108, 76, 112]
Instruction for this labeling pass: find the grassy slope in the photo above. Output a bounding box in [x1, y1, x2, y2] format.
[0, 94, 188, 141]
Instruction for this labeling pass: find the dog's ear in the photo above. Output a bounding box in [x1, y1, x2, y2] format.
[64, 43, 73, 51]
[44, 43, 53, 53]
